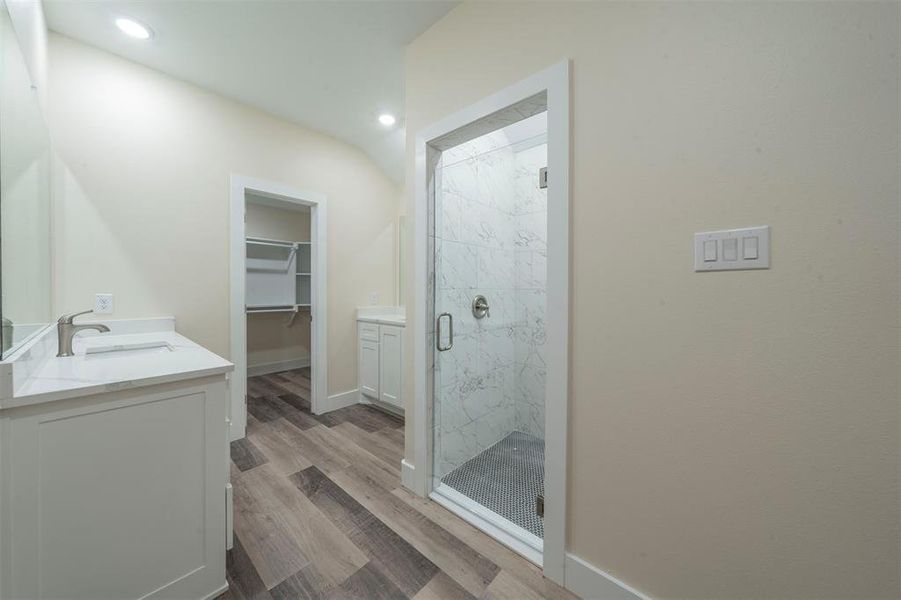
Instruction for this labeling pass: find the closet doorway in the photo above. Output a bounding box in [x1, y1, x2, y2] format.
[229, 175, 327, 441]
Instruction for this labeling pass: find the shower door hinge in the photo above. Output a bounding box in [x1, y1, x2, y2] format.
[539, 167, 548, 189]
[536, 494, 545, 518]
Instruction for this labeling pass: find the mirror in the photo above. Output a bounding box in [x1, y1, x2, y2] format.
[0, 5, 52, 358]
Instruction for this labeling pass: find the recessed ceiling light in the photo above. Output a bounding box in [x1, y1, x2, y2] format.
[378, 114, 396, 127]
[115, 17, 152, 40]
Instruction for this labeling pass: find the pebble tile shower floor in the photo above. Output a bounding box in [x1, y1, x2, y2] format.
[441, 430, 545, 538]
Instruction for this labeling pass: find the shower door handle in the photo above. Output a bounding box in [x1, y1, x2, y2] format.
[436, 312, 453, 351]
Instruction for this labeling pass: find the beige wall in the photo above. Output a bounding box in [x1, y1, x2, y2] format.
[245, 199, 311, 244]
[48, 33, 400, 396]
[245, 202, 311, 371]
[404, 2, 900, 598]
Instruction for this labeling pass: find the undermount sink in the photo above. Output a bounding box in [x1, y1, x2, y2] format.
[83, 341, 174, 358]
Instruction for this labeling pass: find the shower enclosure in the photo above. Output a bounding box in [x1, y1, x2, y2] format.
[430, 111, 548, 559]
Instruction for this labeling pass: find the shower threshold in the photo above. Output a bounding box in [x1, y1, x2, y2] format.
[431, 431, 545, 565]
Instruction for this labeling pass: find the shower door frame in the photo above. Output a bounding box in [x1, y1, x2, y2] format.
[413, 61, 571, 584]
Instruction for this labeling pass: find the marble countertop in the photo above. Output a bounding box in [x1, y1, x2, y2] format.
[356, 315, 406, 326]
[3, 329, 233, 410]
[356, 306, 405, 327]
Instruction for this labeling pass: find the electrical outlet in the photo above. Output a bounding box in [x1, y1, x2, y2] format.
[369, 292, 379, 305]
[94, 293, 114, 314]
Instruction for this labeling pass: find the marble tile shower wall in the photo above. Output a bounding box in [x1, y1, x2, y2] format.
[435, 130, 517, 477]
[513, 143, 548, 440]
[433, 131, 547, 478]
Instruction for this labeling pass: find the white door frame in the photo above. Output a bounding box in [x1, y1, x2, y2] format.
[412, 60, 571, 583]
[228, 174, 328, 441]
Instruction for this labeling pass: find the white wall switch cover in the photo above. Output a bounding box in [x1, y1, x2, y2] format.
[694, 226, 770, 271]
[369, 292, 379, 305]
[94, 293, 114, 314]
[743, 236, 759, 259]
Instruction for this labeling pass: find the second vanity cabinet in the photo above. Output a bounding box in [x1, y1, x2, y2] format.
[358, 320, 404, 410]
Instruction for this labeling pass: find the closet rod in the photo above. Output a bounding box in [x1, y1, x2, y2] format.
[246, 304, 298, 313]
[246, 238, 296, 249]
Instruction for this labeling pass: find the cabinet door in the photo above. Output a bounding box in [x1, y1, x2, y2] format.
[2, 379, 229, 600]
[360, 339, 380, 400]
[379, 325, 403, 408]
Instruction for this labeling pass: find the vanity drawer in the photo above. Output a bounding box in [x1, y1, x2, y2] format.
[358, 322, 380, 342]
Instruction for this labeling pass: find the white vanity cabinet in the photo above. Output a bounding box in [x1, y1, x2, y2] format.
[357, 318, 404, 411]
[359, 345, 380, 400]
[0, 322, 233, 600]
[378, 325, 403, 407]
[0, 376, 229, 600]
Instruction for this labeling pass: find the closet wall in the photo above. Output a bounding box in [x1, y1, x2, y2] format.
[245, 201, 311, 373]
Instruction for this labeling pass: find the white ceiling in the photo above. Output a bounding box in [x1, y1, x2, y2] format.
[43, 1, 459, 183]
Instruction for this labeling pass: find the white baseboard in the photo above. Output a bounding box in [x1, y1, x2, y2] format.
[247, 358, 310, 377]
[360, 395, 405, 418]
[401, 459, 416, 490]
[318, 388, 359, 414]
[565, 553, 649, 600]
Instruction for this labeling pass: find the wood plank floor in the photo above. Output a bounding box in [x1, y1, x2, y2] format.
[218, 368, 578, 600]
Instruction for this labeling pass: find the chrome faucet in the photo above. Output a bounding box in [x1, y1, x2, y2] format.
[57, 310, 110, 357]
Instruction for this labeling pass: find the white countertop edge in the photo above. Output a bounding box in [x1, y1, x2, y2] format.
[0, 364, 233, 410]
[356, 316, 406, 327]
[356, 306, 405, 326]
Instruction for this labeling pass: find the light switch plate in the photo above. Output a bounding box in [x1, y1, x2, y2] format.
[368, 292, 379, 305]
[94, 293, 114, 314]
[694, 226, 770, 271]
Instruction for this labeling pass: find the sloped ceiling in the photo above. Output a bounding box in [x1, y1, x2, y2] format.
[44, 1, 459, 183]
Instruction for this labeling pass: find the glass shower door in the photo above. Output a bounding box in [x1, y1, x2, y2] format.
[430, 115, 549, 546]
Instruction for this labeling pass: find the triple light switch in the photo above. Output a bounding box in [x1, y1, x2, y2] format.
[694, 226, 770, 271]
